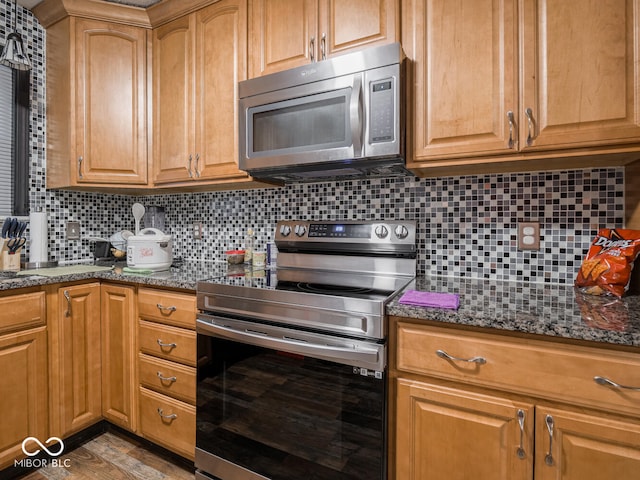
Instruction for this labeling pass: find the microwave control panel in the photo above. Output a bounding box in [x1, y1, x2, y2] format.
[369, 78, 395, 143]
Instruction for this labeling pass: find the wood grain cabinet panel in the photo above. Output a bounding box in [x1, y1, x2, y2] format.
[396, 379, 533, 480]
[0, 290, 46, 334]
[534, 406, 640, 480]
[153, 0, 252, 186]
[46, 17, 148, 188]
[404, 0, 640, 173]
[249, 0, 398, 77]
[49, 283, 102, 438]
[101, 284, 137, 432]
[139, 320, 197, 367]
[138, 287, 196, 329]
[139, 353, 196, 404]
[0, 326, 48, 470]
[390, 317, 640, 480]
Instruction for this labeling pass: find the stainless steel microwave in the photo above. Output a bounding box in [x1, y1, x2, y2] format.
[238, 42, 407, 184]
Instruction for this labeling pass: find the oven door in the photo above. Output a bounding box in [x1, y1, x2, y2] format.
[195, 314, 387, 480]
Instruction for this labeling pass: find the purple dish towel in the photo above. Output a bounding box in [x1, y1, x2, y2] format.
[398, 290, 460, 310]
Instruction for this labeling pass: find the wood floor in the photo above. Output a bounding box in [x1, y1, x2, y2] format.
[18, 431, 195, 480]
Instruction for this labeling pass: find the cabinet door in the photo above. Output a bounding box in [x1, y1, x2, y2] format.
[0, 327, 47, 470]
[52, 283, 102, 437]
[521, 0, 640, 151]
[101, 284, 136, 432]
[153, 15, 195, 185]
[535, 406, 640, 480]
[195, 0, 250, 181]
[403, 0, 518, 163]
[74, 19, 148, 184]
[395, 378, 533, 480]
[318, 0, 398, 58]
[249, 0, 317, 77]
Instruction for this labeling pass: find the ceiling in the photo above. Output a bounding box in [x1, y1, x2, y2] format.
[17, 0, 162, 9]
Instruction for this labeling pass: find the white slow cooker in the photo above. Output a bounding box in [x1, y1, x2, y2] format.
[126, 228, 173, 271]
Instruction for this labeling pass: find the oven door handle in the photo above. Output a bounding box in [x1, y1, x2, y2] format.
[197, 319, 383, 370]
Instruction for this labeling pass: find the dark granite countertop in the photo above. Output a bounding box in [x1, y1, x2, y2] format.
[0, 260, 228, 292]
[3, 264, 639, 348]
[387, 276, 640, 348]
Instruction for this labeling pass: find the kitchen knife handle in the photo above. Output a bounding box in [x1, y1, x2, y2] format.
[156, 303, 177, 313]
[77, 156, 83, 179]
[63, 290, 72, 317]
[309, 36, 315, 62]
[157, 408, 177, 420]
[157, 339, 177, 349]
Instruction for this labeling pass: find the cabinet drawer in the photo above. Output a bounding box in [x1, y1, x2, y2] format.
[396, 322, 640, 416]
[138, 288, 196, 329]
[139, 320, 197, 367]
[0, 291, 45, 334]
[139, 353, 196, 404]
[139, 386, 195, 460]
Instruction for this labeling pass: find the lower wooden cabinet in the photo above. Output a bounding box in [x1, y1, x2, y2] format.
[101, 283, 137, 432]
[137, 288, 196, 460]
[0, 325, 48, 470]
[48, 283, 102, 438]
[391, 318, 640, 480]
[396, 379, 533, 480]
[138, 386, 196, 459]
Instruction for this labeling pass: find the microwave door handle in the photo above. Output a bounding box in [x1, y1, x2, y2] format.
[350, 76, 364, 157]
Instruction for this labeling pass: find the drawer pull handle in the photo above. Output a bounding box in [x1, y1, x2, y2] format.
[516, 409, 526, 459]
[594, 376, 640, 391]
[157, 339, 177, 349]
[525, 107, 535, 146]
[157, 408, 177, 420]
[544, 414, 554, 466]
[157, 372, 177, 383]
[436, 349, 487, 365]
[507, 110, 516, 149]
[156, 303, 177, 313]
[63, 290, 72, 317]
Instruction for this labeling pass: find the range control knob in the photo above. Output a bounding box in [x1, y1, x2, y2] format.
[279, 224, 291, 237]
[374, 225, 389, 239]
[294, 224, 307, 237]
[394, 224, 409, 239]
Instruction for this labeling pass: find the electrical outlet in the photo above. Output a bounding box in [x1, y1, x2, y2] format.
[66, 221, 81, 240]
[518, 221, 540, 250]
[193, 222, 203, 240]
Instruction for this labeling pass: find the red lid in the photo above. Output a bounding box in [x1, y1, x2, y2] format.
[225, 250, 245, 255]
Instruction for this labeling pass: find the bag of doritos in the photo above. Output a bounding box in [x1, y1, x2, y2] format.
[575, 228, 640, 297]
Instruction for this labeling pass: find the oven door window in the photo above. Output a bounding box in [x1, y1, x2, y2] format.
[197, 336, 386, 480]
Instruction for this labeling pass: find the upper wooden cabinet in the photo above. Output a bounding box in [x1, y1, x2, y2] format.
[153, 0, 255, 187]
[249, 0, 399, 77]
[403, 0, 640, 175]
[46, 17, 148, 188]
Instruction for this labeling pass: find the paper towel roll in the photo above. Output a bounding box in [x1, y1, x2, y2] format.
[29, 211, 48, 263]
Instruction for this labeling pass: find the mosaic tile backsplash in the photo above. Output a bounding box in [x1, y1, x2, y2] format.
[4, 2, 628, 285]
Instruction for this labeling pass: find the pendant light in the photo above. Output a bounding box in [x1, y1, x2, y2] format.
[0, 0, 32, 71]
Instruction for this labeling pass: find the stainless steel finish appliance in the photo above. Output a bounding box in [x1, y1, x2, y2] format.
[196, 220, 416, 480]
[238, 43, 407, 184]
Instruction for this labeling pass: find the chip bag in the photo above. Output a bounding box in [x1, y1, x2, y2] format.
[575, 228, 640, 297]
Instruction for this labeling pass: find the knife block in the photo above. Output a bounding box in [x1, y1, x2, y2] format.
[0, 239, 22, 272]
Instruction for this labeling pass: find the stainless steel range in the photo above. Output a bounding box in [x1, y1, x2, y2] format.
[195, 220, 416, 480]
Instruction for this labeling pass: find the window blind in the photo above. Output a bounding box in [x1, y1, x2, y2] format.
[0, 64, 13, 217]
